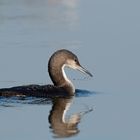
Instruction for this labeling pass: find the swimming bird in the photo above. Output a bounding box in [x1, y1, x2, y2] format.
[0, 49, 92, 97]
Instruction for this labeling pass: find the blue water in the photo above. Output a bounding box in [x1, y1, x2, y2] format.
[0, 0, 140, 139]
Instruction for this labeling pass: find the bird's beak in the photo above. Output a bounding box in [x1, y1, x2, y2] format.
[66, 59, 93, 77]
[76, 65, 93, 77]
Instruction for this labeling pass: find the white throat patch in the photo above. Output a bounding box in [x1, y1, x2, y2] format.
[62, 64, 75, 93]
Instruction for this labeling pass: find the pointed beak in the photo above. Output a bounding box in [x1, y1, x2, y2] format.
[66, 59, 93, 77]
[76, 65, 93, 77]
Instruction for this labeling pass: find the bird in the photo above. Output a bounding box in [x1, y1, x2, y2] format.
[0, 49, 92, 97]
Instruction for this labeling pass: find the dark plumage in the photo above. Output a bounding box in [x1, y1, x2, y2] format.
[0, 49, 92, 97]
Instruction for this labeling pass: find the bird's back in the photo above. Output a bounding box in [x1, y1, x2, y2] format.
[0, 84, 67, 98]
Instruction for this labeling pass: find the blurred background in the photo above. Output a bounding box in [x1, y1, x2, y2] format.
[0, 0, 140, 140]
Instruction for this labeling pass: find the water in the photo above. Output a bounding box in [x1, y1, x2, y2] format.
[0, 0, 140, 139]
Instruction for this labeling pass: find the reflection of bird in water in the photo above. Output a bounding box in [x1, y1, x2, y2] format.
[49, 97, 93, 138]
[0, 49, 92, 97]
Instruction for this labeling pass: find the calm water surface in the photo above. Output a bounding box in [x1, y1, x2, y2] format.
[0, 0, 140, 139]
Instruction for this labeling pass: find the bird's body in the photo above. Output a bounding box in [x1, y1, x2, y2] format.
[0, 49, 92, 97]
[0, 84, 66, 97]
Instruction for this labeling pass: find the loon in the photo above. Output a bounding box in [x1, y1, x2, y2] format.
[0, 49, 92, 97]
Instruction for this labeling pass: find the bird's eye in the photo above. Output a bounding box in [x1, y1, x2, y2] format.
[74, 58, 77, 62]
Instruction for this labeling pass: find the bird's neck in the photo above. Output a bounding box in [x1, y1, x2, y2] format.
[48, 64, 75, 94]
